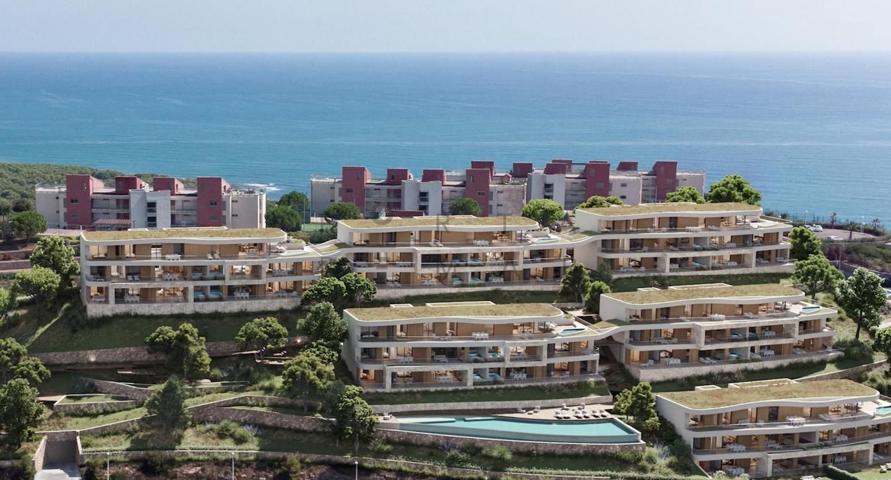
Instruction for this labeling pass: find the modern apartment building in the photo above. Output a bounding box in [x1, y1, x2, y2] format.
[79, 227, 321, 317]
[573, 202, 793, 275]
[657, 378, 891, 477]
[593, 283, 838, 381]
[324, 215, 582, 294]
[342, 301, 601, 391]
[310, 160, 704, 217]
[36, 174, 266, 231]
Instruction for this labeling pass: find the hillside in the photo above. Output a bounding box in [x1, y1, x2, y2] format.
[0, 162, 194, 209]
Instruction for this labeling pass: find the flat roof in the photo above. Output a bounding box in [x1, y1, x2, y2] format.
[577, 202, 760, 217]
[659, 380, 877, 410]
[604, 284, 802, 305]
[339, 215, 538, 230]
[82, 227, 286, 242]
[346, 303, 562, 321]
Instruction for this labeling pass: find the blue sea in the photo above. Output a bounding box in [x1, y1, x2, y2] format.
[0, 53, 888, 223]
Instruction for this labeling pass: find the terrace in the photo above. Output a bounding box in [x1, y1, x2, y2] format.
[660, 379, 877, 410]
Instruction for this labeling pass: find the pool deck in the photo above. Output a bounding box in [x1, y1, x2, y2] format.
[496, 404, 614, 421]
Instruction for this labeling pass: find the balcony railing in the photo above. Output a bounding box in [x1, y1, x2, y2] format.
[633, 349, 837, 370]
[625, 311, 801, 325]
[703, 333, 794, 344]
[601, 242, 784, 255]
[376, 278, 562, 290]
[688, 411, 874, 431]
[692, 430, 891, 455]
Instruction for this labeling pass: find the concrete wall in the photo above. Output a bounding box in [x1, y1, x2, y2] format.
[370, 394, 613, 414]
[53, 397, 139, 415]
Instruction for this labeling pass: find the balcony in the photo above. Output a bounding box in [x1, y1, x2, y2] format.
[703, 332, 794, 345]
[688, 411, 874, 432]
[600, 242, 783, 255]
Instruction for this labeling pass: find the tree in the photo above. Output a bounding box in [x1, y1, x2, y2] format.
[613, 382, 660, 433]
[584, 280, 612, 314]
[282, 349, 335, 413]
[329, 385, 377, 454]
[324, 202, 361, 221]
[0, 378, 44, 450]
[322, 257, 353, 279]
[145, 323, 211, 380]
[10, 211, 47, 239]
[521, 199, 564, 227]
[578, 195, 624, 209]
[0, 338, 50, 386]
[302, 342, 340, 365]
[13, 267, 61, 304]
[302, 277, 347, 307]
[448, 197, 481, 216]
[341, 272, 377, 307]
[792, 255, 843, 300]
[11, 198, 32, 213]
[144, 377, 190, 438]
[706, 175, 762, 205]
[789, 226, 823, 261]
[559, 263, 591, 302]
[299, 301, 347, 347]
[591, 261, 613, 286]
[0, 287, 14, 317]
[0, 199, 11, 218]
[665, 186, 706, 204]
[873, 328, 891, 373]
[278, 191, 311, 222]
[837, 268, 887, 340]
[29, 236, 79, 286]
[235, 317, 289, 354]
[266, 205, 302, 232]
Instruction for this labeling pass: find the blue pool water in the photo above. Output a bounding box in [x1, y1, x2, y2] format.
[396, 416, 640, 444]
[558, 327, 587, 336]
[876, 406, 891, 416]
[800, 306, 822, 314]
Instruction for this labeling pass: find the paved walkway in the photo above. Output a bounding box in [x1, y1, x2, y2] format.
[35, 464, 81, 480]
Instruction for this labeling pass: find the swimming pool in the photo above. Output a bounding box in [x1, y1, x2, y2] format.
[800, 306, 822, 314]
[558, 327, 587, 336]
[393, 416, 641, 444]
[876, 405, 891, 417]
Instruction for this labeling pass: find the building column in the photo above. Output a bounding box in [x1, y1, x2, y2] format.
[868, 447, 875, 465]
[384, 369, 392, 391]
[107, 288, 116, 305]
[188, 286, 194, 304]
[465, 368, 473, 387]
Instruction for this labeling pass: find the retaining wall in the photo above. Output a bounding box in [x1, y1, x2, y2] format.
[90, 379, 152, 402]
[191, 406, 330, 433]
[376, 428, 644, 456]
[53, 396, 139, 415]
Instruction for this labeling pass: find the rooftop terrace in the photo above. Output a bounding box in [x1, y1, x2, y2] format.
[345, 303, 563, 321]
[659, 379, 877, 410]
[339, 215, 538, 230]
[577, 202, 760, 217]
[82, 227, 286, 242]
[604, 283, 802, 305]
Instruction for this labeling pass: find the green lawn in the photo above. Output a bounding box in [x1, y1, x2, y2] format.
[58, 394, 126, 404]
[611, 272, 790, 292]
[364, 380, 609, 405]
[25, 308, 299, 353]
[40, 406, 149, 431]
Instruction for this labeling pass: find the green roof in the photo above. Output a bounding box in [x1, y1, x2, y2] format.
[577, 202, 760, 217]
[339, 216, 538, 229]
[346, 303, 562, 321]
[605, 284, 801, 305]
[82, 228, 286, 242]
[659, 380, 877, 410]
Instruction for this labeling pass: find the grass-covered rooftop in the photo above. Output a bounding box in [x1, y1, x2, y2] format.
[82, 227, 286, 242]
[577, 202, 761, 217]
[346, 303, 563, 321]
[339, 215, 538, 229]
[659, 379, 877, 410]
[604, 283, 802, 305]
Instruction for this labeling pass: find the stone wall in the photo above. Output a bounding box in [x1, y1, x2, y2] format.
[91, 379, 152, 402]
[370, 394, 612, 414]
[376, 428, 644, 456]
[87, 297, 299, 318]
[376, 283, 561, 300]
[53, 397, 139, 415]
[799, 359, 887, 381]
[191, 406, 330, 433]
[37, 340, 242, 367]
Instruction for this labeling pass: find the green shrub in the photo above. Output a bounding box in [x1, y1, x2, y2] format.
[823, 464, 858, 480]
[480, 445, 512, 470]
[138, 453, 173, 475]
[283, 454, 301, 479]
[443, 449, 472, 467]
[834, 337, 875, 363]
[214, 420, 253, 444]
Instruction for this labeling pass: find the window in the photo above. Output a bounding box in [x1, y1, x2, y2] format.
[620, 183, 628, 188]
[209, 201, 218, 207]
[620, 195, 627, 200]
[345, 188, 353, 193]
[70, 198, 79, 204]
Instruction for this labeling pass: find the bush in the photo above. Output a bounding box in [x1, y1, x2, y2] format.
[834, 337, 875, 363]
[138, 453, 174, 475]
[283, 454, 301, 479]
[214, 420, 253, 444]
[823, 464, 858, 480]
[443, 449, 472, 467]
[480, 445, 512, 470]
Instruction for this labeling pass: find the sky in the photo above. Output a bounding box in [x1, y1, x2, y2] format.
[1, 0, 891, 53]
